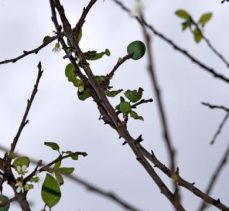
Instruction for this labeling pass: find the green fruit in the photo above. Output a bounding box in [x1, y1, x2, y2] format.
[127, 40, 146, 60]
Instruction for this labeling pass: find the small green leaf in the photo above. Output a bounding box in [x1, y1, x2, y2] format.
[182, 20, 192, 31]
[55, 172, 64, 186]
[78, 89, 91, 101]
[105, 89, 123, 97]
[124, 88, 143, 103]
[119, 101, 131, 114]
[13, 156, 30, 168]
[58, 167, 74, 175]
[175, 9, 190, 20]
[65, 63, 82, 87]
[193, 27, 203, 43]
[41, 174, 61, 209]
[127, 40, 146, 60]
[130, 110, 144, 121]
[43, 36, 52, 44]
[0, 195, 10, 211]
[198, 12, 212, 27]
[65, 151, 79, 160]
[44, 142, 60, 152]
[85, 49, 111, 61]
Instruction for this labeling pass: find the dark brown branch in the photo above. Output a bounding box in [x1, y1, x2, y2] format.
[198, 144, 229, 211]
[210, 112, 229, 145]
[106, 54, 132, 79]
[139, 145, 229, 210]
[140, 13, 181, 206]
[202, 102, 229, 112]
[0, 36, 58, 65]
[111, 0, 229, 84]
[50, 1, 185, 210]
[8, 62, 43, 156]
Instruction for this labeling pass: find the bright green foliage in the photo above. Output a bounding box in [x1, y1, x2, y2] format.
[13, 156, 30, 168]
[119, 101, 132, 114]
[78, 89, 91, 101]
[130, 110, 144, 121]
[85, 49, 111, 61]
[175, 9, 213, 43]
[124, 88, 143, 103]
[127, 41, 146, 60]
[193, 27, 202, 43]
[52, 161, 74, 185]
[65, 63, 82, 87]
[105, 89, 123, 97]
[0, 195, 10, 211]
[44, 142, 60, 153]
[198, 12, 212, 27]
[175, 9, 190, 20]
[41, 174, 61, 209]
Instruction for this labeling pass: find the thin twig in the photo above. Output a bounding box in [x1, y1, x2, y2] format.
[139, 145, 229, 211]
[202, 102, 229, 112]
[0, 36, 58, 65]
[210, 112, 229, 145]
[191, 19, 229, 68]
[198, 144, 229, 211]
[8, 62, 43, 156]
[111, 0, 229, 84]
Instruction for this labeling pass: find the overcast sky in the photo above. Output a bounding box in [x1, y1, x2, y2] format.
[0, 0, 229, 210]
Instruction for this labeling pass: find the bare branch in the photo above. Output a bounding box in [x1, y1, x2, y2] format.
[211, 113, 229, 145]
[8, 62, 43, 156]
[0, 36, 58, 65]
[139, 145, 229, 210]
[50, 1, 185, 210]
[198, 144, 229, 211]
[202, 102, 229, 112]
[111, 0, 229, 84]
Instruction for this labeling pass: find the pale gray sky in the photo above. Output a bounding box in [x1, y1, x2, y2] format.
[0, 0, 229, 210]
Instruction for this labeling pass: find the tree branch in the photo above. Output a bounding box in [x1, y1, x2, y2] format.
[8, 62, 43, 156]
[198, 144, 229, 211]
[0, 36, 58, 65]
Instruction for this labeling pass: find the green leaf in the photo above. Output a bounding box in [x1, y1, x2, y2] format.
[127, 40, 146, 60]
[198, 12, 212, 27]
[85, 49, 111, 61]
[43, 36, 52, 44]
[119, 101, 131, 114]
[64, 151, 79, 160]
[13, 156, 30, 168]
[65, 63, 82, 87]
[55, 172, 64, 186]
[44, 142, 60, 152]
[130, 110, 144, 121]
[124, 88, 143, 103]
[175, 9, 190, 20]
[193, 27, 203, 43]
[77, 89, 91, 101]
[42, 174, 61, 209]
[105, 89, 123, 97]
[0, 195, 10, 211]
[182, 20, 192, 31]
[58, 167, 74, 175]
